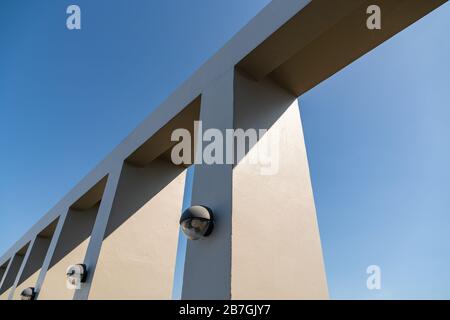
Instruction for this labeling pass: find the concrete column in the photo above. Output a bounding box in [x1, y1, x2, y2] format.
[73, 164, 123, 300]
[0, 244, 29, 300]
[34, 215, 67, 299]
[181, 69, 328, 299]
[0, 259, 14, 299]
[181, 68, 235, 300]
[38, 206, 100, 300]
[11, 235, 53, 300]
[8, 238, 35, 300]
[0, 262, 7, 287]
[231, 71, 328, 299]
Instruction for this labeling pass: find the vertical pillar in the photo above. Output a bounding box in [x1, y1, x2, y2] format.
[11, 233, 54, 300]
[0, 262, 8, 287]
[38, 205, 100, 299]
[73, 163, 123, 300]
[181, 69, 328, 299]
[231, 70, 328, 299]
[8, 238, 35, 300]
[34, 213, 68, 299]
[0, 245, 29, 300]
[0, 259, 13, 299]
[181, 69, 234, 299]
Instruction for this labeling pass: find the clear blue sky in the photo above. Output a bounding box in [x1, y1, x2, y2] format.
[1, 1, 450, 299]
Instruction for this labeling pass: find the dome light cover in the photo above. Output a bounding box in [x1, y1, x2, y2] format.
[20, 287, 36, 300]
[180, 205, 214, 240]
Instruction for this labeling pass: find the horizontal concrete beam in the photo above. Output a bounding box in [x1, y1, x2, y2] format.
[238, 0, 447, 95]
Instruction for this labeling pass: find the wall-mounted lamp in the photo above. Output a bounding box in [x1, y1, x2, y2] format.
[20, 287, 36, 300]
[180, 205, 214, 240]
[66, 263, 87, 288]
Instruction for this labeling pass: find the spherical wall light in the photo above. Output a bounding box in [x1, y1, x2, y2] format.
[180, 205, 214, 240]
[20, 287, 36, 300]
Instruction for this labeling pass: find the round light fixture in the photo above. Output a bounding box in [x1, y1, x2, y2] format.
[180, 205, 214, 240]
[20, 287, 36, 300]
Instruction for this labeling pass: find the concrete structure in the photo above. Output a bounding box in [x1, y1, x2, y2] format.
[0, 0, 446, 300]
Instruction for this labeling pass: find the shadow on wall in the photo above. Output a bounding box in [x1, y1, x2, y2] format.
[0, 243, 30, 299]
[86, 96, 199, 299]
[38, 177, 107, 300]
[11, 218, 59, 300]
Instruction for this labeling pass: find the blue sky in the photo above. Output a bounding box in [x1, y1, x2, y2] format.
[1, 1, 450, 299]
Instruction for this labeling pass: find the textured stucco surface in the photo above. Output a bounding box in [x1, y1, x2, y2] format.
[232, 72, 328, 299]
[88, 160, 185, 299]
[38, 207, 99, 300]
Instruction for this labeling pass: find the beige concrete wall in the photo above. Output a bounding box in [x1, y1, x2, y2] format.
[13, 271, 39, 300]
[89, 159, 185, 299]
[231, 71, 328, 299]
[38, 206, 99, 300]
[0, 290, 10, 300]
